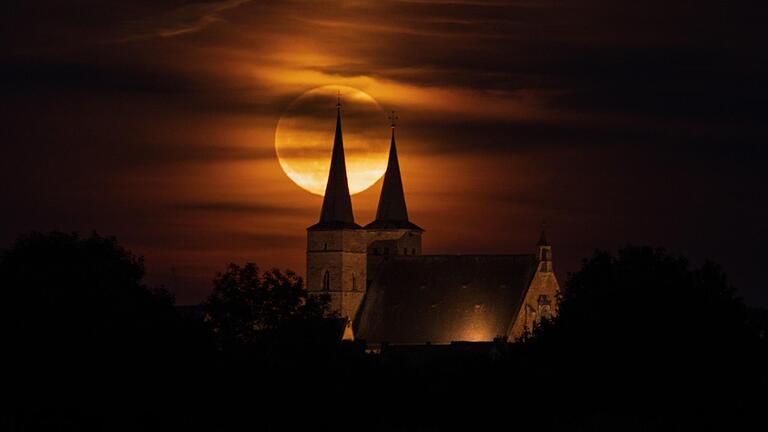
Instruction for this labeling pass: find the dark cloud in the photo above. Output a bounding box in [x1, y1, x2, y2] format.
[0, 57, 198, 94]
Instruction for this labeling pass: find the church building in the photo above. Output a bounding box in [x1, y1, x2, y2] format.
[307, 101, 559, 344]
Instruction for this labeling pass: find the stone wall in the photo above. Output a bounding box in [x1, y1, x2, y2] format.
[507, 264, 560, 339]
[366, 229, 423, 285]
[306, 229, 369, 325]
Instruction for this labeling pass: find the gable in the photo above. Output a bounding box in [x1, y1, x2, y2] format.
[354, 254, 538, 344]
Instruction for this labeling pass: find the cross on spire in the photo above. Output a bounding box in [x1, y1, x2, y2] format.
[388, 111, 398, 128]
[538, 221, 549, 247]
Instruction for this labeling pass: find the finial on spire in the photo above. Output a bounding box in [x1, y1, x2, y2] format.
[538, 221, 549, 247]
[336, 90, 342, 109]
[388, 111, 398, 129]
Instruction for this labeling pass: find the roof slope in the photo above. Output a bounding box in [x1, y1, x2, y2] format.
[355, 254, 538, 344]
[309, 104, 360, 230]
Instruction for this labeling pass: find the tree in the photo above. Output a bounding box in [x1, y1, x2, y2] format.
[0, 231, 176, 357]
[542, 246, 753, 351]
[524, 246, 764, 429]
[0, 231, 183, 429]
[203, 263, 340, 349]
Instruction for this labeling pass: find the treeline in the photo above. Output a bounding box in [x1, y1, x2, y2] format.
[2, 231, 766, 431]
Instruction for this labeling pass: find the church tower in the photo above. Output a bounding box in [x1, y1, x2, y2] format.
[306, 98, 368, 338]
[365, 113, 423, 285]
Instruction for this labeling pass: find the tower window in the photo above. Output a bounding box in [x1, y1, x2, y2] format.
[352, 274, 357, 291]
[404, 248, 408, 255]
[323, 270, 330, 291]
[412, 248, 416, 255]
[323, 242, 327, 251]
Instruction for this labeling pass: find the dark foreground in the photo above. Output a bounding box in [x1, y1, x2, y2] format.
[3, 232, 767, 431]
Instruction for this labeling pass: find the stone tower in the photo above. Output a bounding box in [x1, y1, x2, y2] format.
[306, 100, 368, 337]
[365, 114, 423, 287]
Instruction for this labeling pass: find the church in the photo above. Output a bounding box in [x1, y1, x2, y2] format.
[307, 101, 559, 344]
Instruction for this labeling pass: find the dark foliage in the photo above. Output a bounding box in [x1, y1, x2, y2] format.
[523, 246, 767, 430]
[204, 263, 342, 350]
[3, 236, 765, 431]
[1, 231, 177, 358]
[1, 232, 210, 431]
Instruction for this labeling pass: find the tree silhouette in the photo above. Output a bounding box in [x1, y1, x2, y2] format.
[0, 231, 175, 357]
[524, 246, 764, 429]
[204, 263, 340, 350]
[0, 231, 185, 430]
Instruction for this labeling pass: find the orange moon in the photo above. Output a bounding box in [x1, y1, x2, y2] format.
[274, 85, 389, 196]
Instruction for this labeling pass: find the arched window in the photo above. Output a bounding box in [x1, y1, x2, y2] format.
[323, 270, 330, 291]
[323, 242, 328, 251]
[403, 248, 408, 255]
[539, 304, 552, 320]
[537, 295, 551, 319]
[352, 273, 357, 291]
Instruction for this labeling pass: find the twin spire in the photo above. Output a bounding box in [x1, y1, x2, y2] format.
[309, 99, 420, 231]
[366, 113, 422, 230]
[313, 98, 358, 229]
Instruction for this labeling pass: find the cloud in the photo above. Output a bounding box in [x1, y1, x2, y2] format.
[114, 0, 251, 42]
[0, 57, 197, 94]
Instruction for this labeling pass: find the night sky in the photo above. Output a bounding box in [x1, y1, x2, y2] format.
[3, 1, 766, 306]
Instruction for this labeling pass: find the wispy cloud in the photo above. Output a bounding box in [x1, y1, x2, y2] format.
[114, 0, 251, 42]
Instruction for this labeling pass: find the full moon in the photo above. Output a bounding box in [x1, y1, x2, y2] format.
[274, 85, 389, 196]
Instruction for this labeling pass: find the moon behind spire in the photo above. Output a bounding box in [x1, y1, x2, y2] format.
[275, 85, 389, 196]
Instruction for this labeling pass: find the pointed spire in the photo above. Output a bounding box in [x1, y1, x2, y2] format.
[366, 112, 422, 231]
[310, 96, 359, 230]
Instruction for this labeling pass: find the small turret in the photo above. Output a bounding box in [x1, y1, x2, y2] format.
[537, 225, 552, 273]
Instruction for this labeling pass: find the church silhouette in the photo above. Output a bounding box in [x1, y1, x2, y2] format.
[306, 101, 559, 344]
